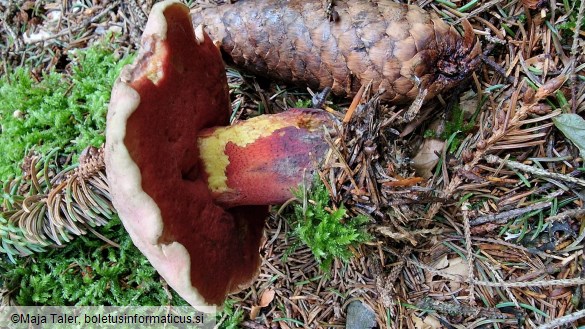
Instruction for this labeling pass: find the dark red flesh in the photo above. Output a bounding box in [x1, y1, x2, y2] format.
[124, 4, 266, 305]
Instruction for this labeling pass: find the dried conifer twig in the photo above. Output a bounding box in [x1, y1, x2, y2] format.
[1, 146, 114, 259]
[485, 155, 585, 187]
[28, 1, 122, 44]
[417, 297, 509, 319]
[472, 277, 585, 288]
[537, 309, 585, 329]
[569, 0, 585, 113]
[469, 201, 552, 226]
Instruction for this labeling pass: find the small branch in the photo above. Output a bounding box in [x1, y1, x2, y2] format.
[27, 1, 121, 44]
[408, 256, 585, 287]
[472, 236, 565, 260]
[469, 201, 552, 226]
[546, 208, 585, 223]
[126, 0, 148, 28]
[485, 154, 585, 187]
[536, 309, 585, 329]
[417, 297, 509, 319]
[569, 0, 585, 113]
[424, 77, 564, 222]
[472, 277, 585, 288]
[485, 262, 520, 308]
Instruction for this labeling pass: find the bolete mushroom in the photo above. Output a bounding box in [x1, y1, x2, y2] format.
[105, 0, 333, 311]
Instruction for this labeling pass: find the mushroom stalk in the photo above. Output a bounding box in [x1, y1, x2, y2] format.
[198, 109, 332, 208]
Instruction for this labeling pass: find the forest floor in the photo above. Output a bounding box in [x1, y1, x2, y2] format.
[1, 0, 585, 328]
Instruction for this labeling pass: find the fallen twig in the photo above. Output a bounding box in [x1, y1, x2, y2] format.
[485, 154, 585, 187]
[469, 201, 552, 226]
[27, 1, 121, 44]
[536, 309, 585, 329]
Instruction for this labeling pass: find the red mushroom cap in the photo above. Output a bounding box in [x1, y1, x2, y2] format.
[105, 1, 266, 310]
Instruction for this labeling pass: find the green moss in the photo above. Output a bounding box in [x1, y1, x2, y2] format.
[294, 98, 313, 108]
[2, 215, 246, 327]
[0, 42, 132, 183]
[440, 103, 478, 153]
[556, 0, 584, 37]
[288, 178, 371, 271]
[0, 217, 187, 306]
[217, 299, 244, 329]
[0, 39, 186, 308]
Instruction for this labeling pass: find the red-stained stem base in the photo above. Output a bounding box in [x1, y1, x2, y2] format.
[197, 109, 333, 208]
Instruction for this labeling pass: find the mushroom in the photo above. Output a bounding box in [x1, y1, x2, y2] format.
[105, 0, 333, 312]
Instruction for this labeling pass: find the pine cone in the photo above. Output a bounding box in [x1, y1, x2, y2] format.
[191, 0, 482, 103]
